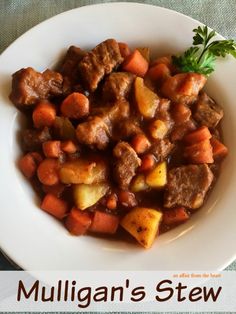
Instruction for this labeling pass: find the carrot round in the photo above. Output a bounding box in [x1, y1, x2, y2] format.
[65, 207, 92, 235]
[61, 140, 78, 154]
[139, 154, 156, 172]
[147, 63, 171, 82]
[211, 137, 228, 160]
[37, 158, 60, 185]
[184, 126, 212, 144]
[30, 152, 43, 164]
[43, 140, 62, 158]
[19, 153, 37, 179]
[122, 49, 149, 77]
[131, 133, 151, 154]
[118, 42, 131, 58]
[89, 211, 119, 234]
[32, 101, 56, 129]
[61, 92, 89, 119]
[41, 193, 68, 219]
[151, 56, 172, 68]
[184, 140, 213, 164]
[163, 207, 189, 225]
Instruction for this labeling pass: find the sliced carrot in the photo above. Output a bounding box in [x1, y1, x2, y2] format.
[211, 137, 228, 160]
[163, 207, 189, 225]
[139, 154, 156, 172]
[61, 92, 89, 119]
[65, 207, 92, 235]
[184, 140, 213, 164]
[131, 133, 151, 154]
[122, 49, 149, 77]
[19, 153, 37, 178]
[30, 152, 43, 164]
[151, 56, 172, 68]
[61, 140, 78, 154]
[172, 103, 191, 124]
[146, 63, 171, 82]
[184, 126, 212, 145]
[118, 42, 131, 58]
[42, 140, 62, 158]
[41, 193, 68, 219]
[37, 158, 60, 186]
[89, 211, 119, 234]
[32, 101, 56, 129]
[42, 183, 66, 197]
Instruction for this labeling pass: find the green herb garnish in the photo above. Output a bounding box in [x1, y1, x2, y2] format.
[172, 25, 236, 75]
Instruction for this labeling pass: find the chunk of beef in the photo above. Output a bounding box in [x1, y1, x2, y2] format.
[151, 139, 174, 161]
[103, 72, 134, 101]
[194, 92, 223, 128]
[78, 39, 123, 91]
[77, 100, 130, 150]
[22, 127, 51, 151]
[171, 119, 196, 142]
[98, 100, 130, 125]
[164, 164, 213, 209]
[112, 118, 142, 140]
[113, 142, 141, 190]
[161, 73, 206, 104]
[76, 116, 110, 150]
[59, 46, 86, 84]
[9, 67, 63, 107]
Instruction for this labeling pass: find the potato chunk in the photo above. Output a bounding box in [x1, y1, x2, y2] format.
[59, 159, 107, 184]
[74, 183, 109, 210]
[130, 174, 149, 192]
[120, 207, 163, 248]
[134, 77, 159, 118]
[146, 161, 167, 188]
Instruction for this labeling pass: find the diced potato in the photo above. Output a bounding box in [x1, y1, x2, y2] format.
[134, 77, 159, 119]
[146, 161, 167, 188]
[60, 159, 107, 184]
[120, 207, 163, 248]
[149, 119, 168, 139]
[53, 116, 76, 140]
[130, 174, 149, 192]
[137, 47, 150, 62]
[74, 183, 109, 210]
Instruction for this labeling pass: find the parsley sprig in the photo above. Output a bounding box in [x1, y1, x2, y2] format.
[172, 26, 236, 75]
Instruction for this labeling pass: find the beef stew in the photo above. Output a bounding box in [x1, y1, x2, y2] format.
[10, 39, 228, 248]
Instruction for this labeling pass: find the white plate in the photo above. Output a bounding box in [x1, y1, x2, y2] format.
[0, 3, 235, 271]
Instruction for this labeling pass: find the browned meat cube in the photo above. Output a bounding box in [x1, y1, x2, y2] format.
[59, 46, 86, 82]
[164, 164, 214, 209]
[151, 139, 174, 161]
[103, 72, 135, 101]
[112, 118, 142, 140]
[76, 116, 110, 150]
[194, 92, 223, 128]
[9, 67, 63, 107]
[78, 39, 123, 91]
[113, 142, 141, 190]
[22, 127, 51, 151]
[103, 100, 130, 124]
